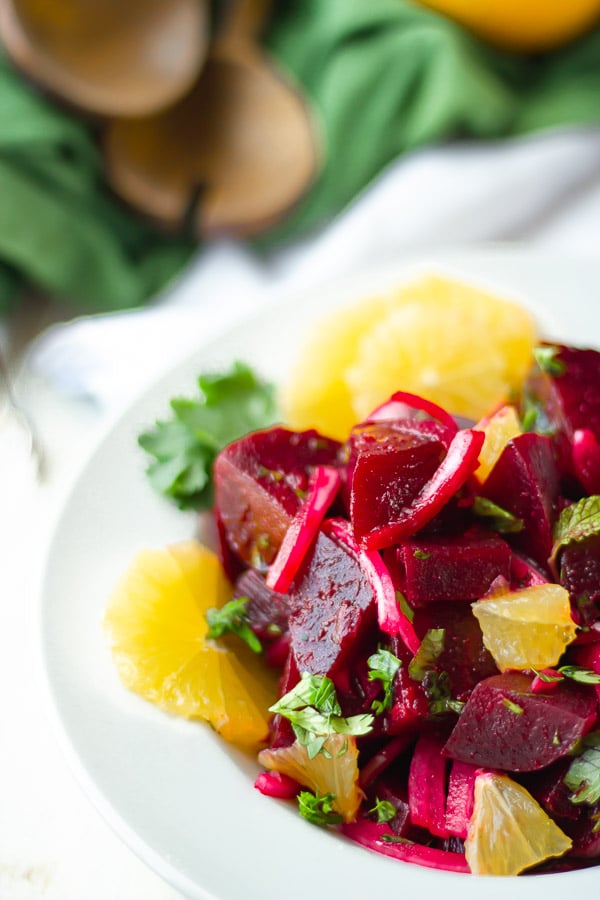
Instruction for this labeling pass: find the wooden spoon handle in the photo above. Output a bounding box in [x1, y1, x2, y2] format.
[218, 0, 271, 46]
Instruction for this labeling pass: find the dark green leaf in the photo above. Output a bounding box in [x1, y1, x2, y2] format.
[472, 496, 523, 534]
[564, 732, 600, 805]
[138, 361, 277, 510]
[558, 665, 600, 685]
[551, 496, 600, 566]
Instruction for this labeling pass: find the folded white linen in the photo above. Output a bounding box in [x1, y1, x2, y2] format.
[30, 126, 600, 413]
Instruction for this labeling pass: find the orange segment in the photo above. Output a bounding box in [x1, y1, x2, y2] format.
[474, 404, 522, 483]
[104, 540, 278, 748]
[258, 733, 363, 822]
[465, 772, 572, 875]
[346, 276, 536, 422]
[471, 584, 577, 672]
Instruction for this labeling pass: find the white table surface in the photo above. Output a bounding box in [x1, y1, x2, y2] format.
[2, 362, 185, 900]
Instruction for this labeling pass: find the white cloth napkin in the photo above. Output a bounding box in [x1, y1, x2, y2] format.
[30, 125, 600, 414]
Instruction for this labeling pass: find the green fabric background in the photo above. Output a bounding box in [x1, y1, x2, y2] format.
[2, 0, 600, 315]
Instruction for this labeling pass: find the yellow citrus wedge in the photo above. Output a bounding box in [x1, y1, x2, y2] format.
[279, 294, 392, 441]
[474, 403, 522, 483]
[281, 275, 537, 440]
[465, 772, 572, 875]
[472, 583, 577, 672]
[104, 540, 278, 748]
[258, 733, 363, 822]
[416, 0, 600, 53]
[346, 276, 536, 423]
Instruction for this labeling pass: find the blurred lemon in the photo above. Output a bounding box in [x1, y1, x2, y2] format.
[416, 0, 600, 53]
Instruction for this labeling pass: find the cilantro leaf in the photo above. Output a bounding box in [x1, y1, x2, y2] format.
[409, 628, 445, 682]
[422, 670, 464, 716]
[368, 798, 397, 824]
[472, 496, 524, 534]
[297, 791, 343, 826]
[368, 648, 402, 715]
[138, 362, 277, 510]
[564, 731, 600, 805]
[270, 672, 373, 758]
[533, 345, 566, 376]
[551, 496, 600, 567]
[205, 596, 262, 653]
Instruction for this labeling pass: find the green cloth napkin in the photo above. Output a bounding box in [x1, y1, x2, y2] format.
[3, 0, 600, 315]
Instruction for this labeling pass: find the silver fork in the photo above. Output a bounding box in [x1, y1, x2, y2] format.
[0, 346, 44, 481]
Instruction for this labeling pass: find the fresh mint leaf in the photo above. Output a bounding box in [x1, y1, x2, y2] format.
[472, 496, 524, 534]
[551, 496, 600, 567]
[368, 648, 402, 715]
[297, 791, 343, 826]
[409, 628, 445, 682]
[368, 798, 397, 824]
[205, 596, 262, 654]
[533, 345, 566, 376]
[564, 731, 600, 805]
[138, 362, 277, 510]
[270, 673, 373, 757]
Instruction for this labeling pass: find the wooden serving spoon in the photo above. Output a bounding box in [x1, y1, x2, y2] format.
[103, 0, 319, 238]
[0, 0, 209, 117]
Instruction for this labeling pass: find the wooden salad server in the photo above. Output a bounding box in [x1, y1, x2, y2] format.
[103, 0, 319, 238]
[0, 0, 209, 117]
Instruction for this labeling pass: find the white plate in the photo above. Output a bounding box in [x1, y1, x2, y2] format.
[39, 248, 600, 900]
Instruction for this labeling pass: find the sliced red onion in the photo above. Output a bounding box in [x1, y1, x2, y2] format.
[408, 734, 450, 838]
[445, 761, 481, 839]
[362, 429, 485, 550]
[266, 465, 340, 593]
[342, 819, 469, 873]
[366, 390, 458, 434]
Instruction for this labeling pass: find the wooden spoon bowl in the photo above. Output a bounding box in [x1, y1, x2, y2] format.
[0, 0, 209, 117]
[103, 0, 319, 238]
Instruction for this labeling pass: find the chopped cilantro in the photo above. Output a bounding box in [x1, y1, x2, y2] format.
[472, 496, 524, 534]
[422, 670, 465, 716]
[409, 628, 445, 682]
[381, 834, 415, 844]
[413, 549, 431, 560]
[297, 791, 343, 826]
[533, 345, 566, 376]
[397, 591, 414, 623]
[367, 648, 402, 715]
[138, 362, 277, 510]
[503, 697, 524, 715]
[270, 673, 373, 759]
[205, 597, 262, 654]
[368, 798, 397, 824]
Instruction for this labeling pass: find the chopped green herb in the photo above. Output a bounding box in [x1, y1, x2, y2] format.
[564, 731, 600, 805]
[533, 345, 566, 376]
[138, 362, 277, 510]
[205, 597, 262, 654]
[270, 672, 373, 759]
[520, 391, 554, 437]
[422, 670, 465, 716]
[368, 648, 402, 715]
[558, 666, 600, 685]
[551, 496, 600, 568]
[472, 496, 524, 534]
[503, 697, 524, 715]
[413, 549, 431, 560]
[553, 731, 561, 747]
[531, 668, 563, 684]
[409, 628, 445, 682]
[368, 798, 397, 824]
[397, 591, 414, 623]
[381, 834, 415, 845]
[297, 791, 343, 826]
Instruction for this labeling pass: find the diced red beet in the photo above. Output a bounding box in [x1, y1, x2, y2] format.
[412, 602, 498, 702]
[233, 569, 290, 642]
[347, 419, 447, 547]
[523, 344, 600, 492]
[287, 529, 376, 677]
[214, 427, 339, 570]
[530, 668, 562, 694]
[362, 429, 485, 551]
[445, 760, 480, 839]
[522, 759, 581, 822]
[254, 770, 300, 799]
[565, 809, 600, 859]
[366, 767, 412, 836]
[269, 649, 300, 748]
[443, 672, 598, 772]
[324, 518, 419, 651]
[408, 733, 450, 838]
[365, 391, 459, 435]
[560, 533, 600, 626]
[398, 531, 511, 607]
[480, 432, 559, 567]
[266, 466, 340, 593]
[510, 551, 548, 590]
[359, 734, 415, 789]
[342, 819, 469, 873]
[384, 638, 431, 735]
